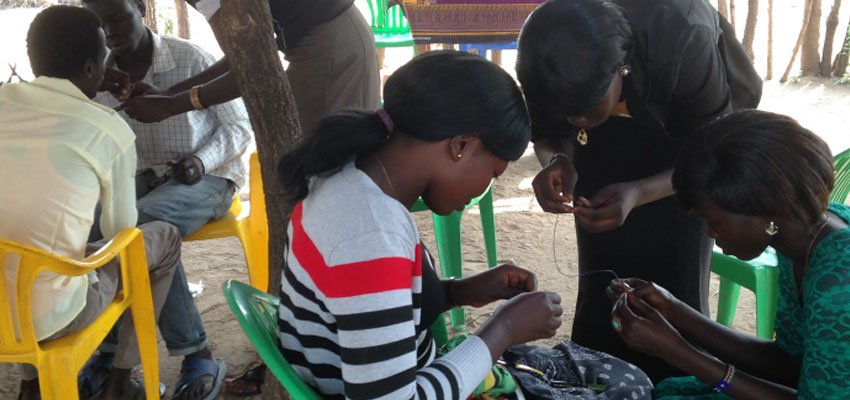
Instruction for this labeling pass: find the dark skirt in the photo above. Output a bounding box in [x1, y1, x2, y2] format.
[568, 116, 713, 383]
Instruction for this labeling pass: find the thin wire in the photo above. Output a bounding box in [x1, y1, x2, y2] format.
[552, 214, 622, 281]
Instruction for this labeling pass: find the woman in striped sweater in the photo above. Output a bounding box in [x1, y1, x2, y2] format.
[275, 51, 564, 399]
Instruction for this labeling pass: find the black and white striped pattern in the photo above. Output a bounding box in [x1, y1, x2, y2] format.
[277, 163, 493, 399]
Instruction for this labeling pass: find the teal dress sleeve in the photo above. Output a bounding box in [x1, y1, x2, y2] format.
[655, 203, 850, 398]
[792, 203, 850, 398]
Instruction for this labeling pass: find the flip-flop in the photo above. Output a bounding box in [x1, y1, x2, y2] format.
[223, 364, 266, 397]
[172, 358, 226, 400]
[79, 353, 115, 400]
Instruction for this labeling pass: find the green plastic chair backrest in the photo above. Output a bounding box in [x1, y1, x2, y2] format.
[223, 280, 451, 398]
[365, 0, 411, 34]
[831, 148, 850, 204]
[221, 280, 323, 400]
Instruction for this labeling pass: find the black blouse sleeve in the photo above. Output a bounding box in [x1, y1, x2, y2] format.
[668, 24, 733, 136]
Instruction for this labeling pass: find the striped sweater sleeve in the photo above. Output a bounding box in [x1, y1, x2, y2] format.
[287, 203, 492, 399]
[324, 239, 493, 399]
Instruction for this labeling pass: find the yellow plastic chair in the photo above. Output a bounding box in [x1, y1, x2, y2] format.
[0, 228, 160, 400]
[184, 152, 269, 291]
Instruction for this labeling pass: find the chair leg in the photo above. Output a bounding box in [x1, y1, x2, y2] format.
[37, 360, 80, 400]
[129, 293, 162, 400]
[238, 229, 267, 292]
[433, 211, 465, 331]
[716, 276, 742, 327]
[478, 189, 498, 268]
[755, 268, 779, 340]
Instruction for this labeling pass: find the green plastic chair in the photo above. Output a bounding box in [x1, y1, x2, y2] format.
[711, 147, 850, 340]
[412, 185, 499, 331]
[222, 280, 323, 400]
[830, 147, 850, 204]
[711, 248, 779, 339]
[222, 280, 450, 399]
[364, 0, 417, 53]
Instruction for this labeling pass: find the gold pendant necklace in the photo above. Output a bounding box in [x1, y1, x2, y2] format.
[577, 129, 589, 146]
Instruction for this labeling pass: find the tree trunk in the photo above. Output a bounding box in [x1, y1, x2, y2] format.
[782, 0, 816, 82]
[730, 0, 737, 30]
[143, 0, 158, 34]
[742, 0, 759, 60]
[801, 0, 822, 75]
[821, 0, 842, 75]
[767, 0, 774, 79]
[215, 0, 302, 395]
[833, 20, 850, 75]
[175, 0, 190, 39]
[718, 0, 729, 19]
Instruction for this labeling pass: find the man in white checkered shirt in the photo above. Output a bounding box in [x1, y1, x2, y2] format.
[90, 0, 251, 241]
[84, 0, 248, 398]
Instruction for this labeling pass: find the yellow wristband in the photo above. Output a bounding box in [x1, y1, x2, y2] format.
[189, 85, 205, 110]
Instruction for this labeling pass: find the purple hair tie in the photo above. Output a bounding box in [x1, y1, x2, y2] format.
[376, 108, 395, 134]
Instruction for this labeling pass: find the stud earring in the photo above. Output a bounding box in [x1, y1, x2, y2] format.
[618, 64, 631, 77]
[765, 221, 779, 236]
[457, 153, 462, 159]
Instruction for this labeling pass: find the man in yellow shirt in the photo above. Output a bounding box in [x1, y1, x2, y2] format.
[0, 6, 190, 400]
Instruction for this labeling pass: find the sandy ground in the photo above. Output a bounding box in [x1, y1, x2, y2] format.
[2, 1, 850, 398]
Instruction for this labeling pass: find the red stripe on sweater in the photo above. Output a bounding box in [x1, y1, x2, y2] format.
[291, 202, 422, 298]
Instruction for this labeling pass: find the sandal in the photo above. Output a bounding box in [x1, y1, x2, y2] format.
[172, 357, 226, 400]
[223, 364, 266, 397]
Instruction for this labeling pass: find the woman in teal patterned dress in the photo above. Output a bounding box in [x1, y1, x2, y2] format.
[605, 109, 850, 399]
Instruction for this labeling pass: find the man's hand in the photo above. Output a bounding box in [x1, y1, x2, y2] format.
[450, 263, 537, 308]
[129, 81, 166, 97]
[100, 68, 130, 101]
[167, 156, 205, 185]
[121, 94, 177, 123]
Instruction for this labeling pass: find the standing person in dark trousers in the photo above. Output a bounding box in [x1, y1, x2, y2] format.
[516, 0, 761, 382]
[116, 0, 381, 139]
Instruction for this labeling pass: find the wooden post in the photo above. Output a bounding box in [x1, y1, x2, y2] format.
[781, 0, 815, 82]
[833, 21, 850, 75]
[718, 0, 729, 19]
[820, 0, 842, 76]
[742, 0, 759, 60]
[491, 49, 503, 66]
[215, 0, 302, 392]
[767, 0, 774, 79]
[730, 0, 737, 30]
[175, 0, 190, 39]
[800, 0, 822, 75]
[216, 0, 300, 300]
[143, 0, 158, 33]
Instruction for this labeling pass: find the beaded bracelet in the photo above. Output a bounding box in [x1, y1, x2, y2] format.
[548, 152, 568, 165]
[713, 364, 736, 392]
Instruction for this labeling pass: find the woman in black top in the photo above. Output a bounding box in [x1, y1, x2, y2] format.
[516, 0, 761, 382]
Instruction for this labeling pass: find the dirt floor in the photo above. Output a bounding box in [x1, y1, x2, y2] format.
[2, 2, 850, 399]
